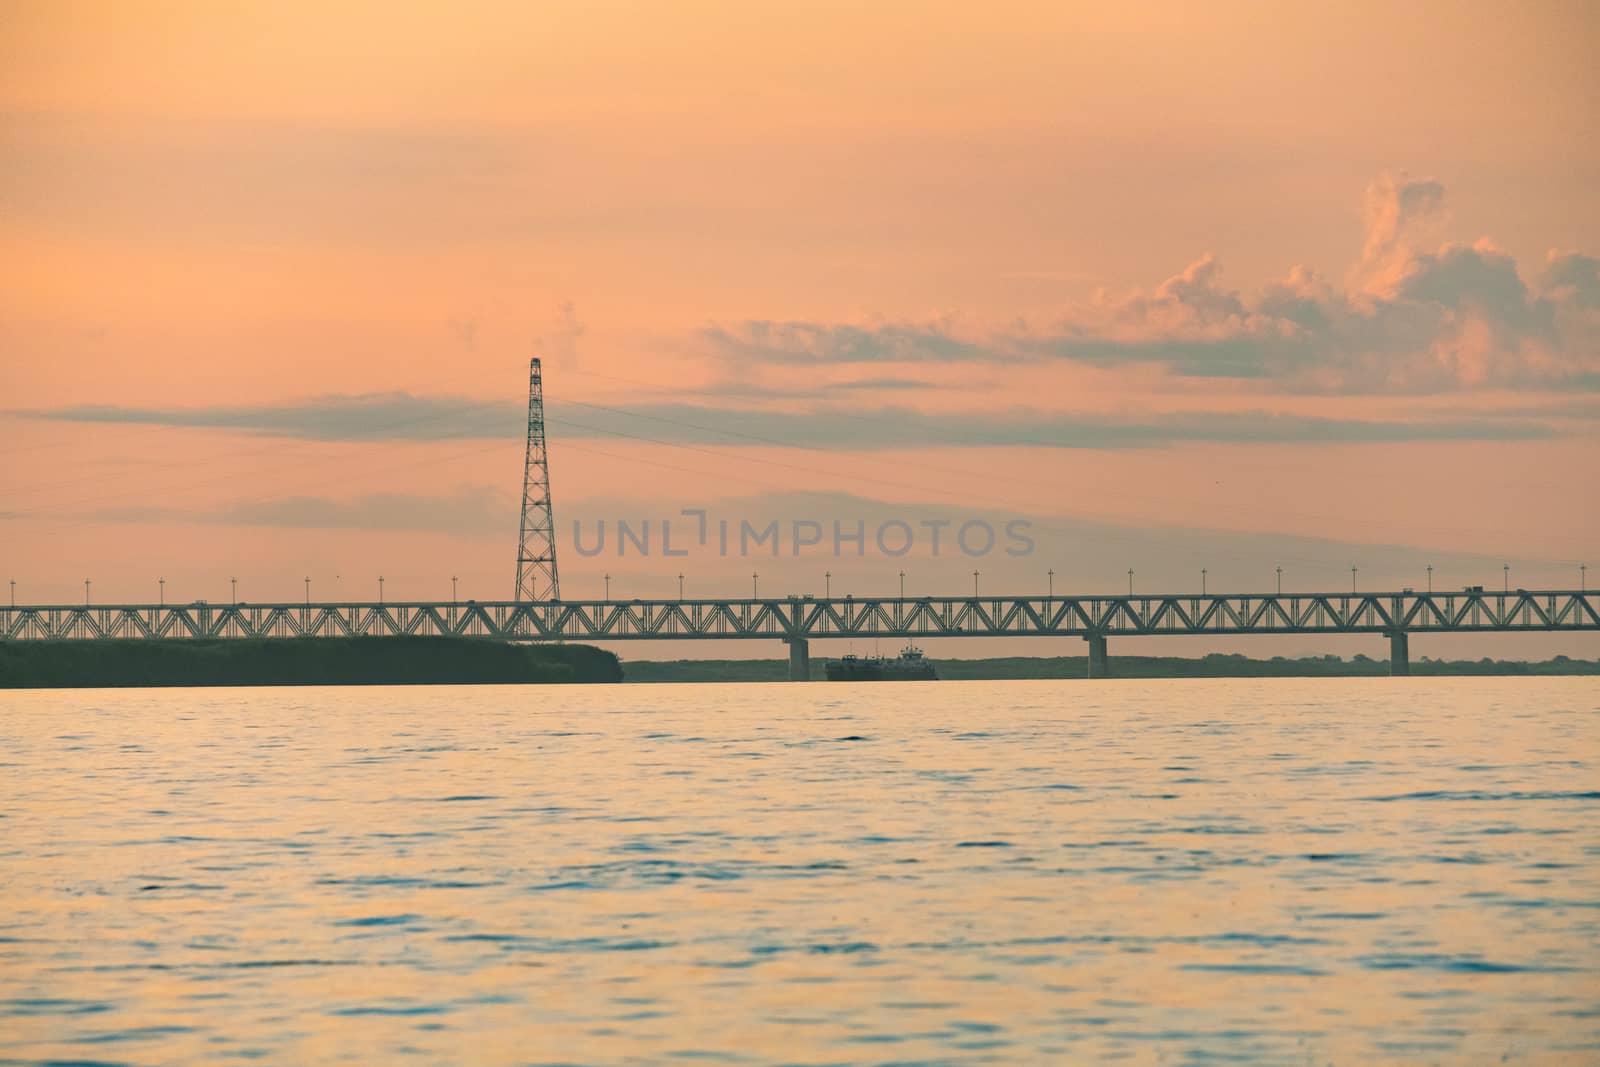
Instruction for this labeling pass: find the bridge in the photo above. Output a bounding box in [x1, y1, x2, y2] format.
[5, 588, 1595, 679]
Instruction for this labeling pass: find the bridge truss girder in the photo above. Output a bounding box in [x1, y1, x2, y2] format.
[3, 590, 1596, 642]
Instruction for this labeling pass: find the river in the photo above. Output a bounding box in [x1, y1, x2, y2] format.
[2, 678, 1596, 1064]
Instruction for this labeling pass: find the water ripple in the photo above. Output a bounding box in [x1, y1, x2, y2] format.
[1, 678, 1594, 1064]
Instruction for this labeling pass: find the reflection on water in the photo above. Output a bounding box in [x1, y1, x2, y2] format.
[1, 677, 1596, 1064]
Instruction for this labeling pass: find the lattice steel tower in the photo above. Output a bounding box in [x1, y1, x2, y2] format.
[514, 357, 560, 601]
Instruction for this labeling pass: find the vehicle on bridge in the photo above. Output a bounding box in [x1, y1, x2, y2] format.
[826, 646, 939, 682]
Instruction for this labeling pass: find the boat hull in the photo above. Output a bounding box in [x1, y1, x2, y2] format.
[824, 660, 938, 681]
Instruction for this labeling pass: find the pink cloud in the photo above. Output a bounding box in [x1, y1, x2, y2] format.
[703, 175, 1600, 395]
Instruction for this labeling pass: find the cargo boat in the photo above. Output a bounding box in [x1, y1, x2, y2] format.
[825, 646, 938, 681]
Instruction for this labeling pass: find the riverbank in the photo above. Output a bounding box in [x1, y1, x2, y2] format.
[0, 637, 622, 688]
[620, 652, 1600, 682]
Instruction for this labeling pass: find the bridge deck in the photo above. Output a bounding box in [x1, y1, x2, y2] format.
[4, 590, 1595, 642]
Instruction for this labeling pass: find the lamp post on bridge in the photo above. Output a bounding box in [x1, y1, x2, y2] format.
[899, 570, 905, 599]
[825, 571, 831, 598]
[378, 576, 384, 606]
[1127, 568, 1134, 596]
[1351, 566, 1357, 593]
[603, 573, 611, 601]
[8, 579, 13, 608]
[1427, 564, 1432, 594]
[678, 572, 685, 600]
[1276, 566, 1282, 596]
[159, 577, 164, 607]
[1583, 564, 1588, 592]
[752, 571, 759, 599]
[304, 576, 310, 608]
[973, 570, 980, 596]
[1503, 564, 1509, 594]
[231, 577, 237, 605]
[1047, 569, 1054, 599]
[1201, 568, 1207, 595]
[451, 576, 458, 604]
[85, 579, 90, 606]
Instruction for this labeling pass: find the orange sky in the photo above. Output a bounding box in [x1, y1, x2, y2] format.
[2, 1, 1597, 656]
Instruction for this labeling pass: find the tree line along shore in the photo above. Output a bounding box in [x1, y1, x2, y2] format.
[621, 652, 1600, 683]
[0, 637, 622, 688]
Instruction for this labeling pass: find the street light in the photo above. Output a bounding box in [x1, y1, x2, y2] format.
[899, 570, 905, 598]
[825, 571, 831, 598]
[84, 579, 91, 605]
[678, 572, 685, 600]
[8, 579, 13, 609]
[973, 570, 980, 596]
[1582, 563, 1587, 592]
[1276, 566, 1282, 595]
[1127, 568, 1134, 596]
[1201, 567, 1207, 595]
[1503, 563, 1509, 594]
[604, 573, 611, 600]
[752, 571, 760, 599]
[378, 575, 385, 605]
[231, 577, 237, 605]
[305, 576, 311, 607]
[1351, 566, 1357, 593]
[1047, 569, 1054, 599]
[1426, 564, 1432, 594]
[159, 577, 165, 607]
[451, 575, 458, 604]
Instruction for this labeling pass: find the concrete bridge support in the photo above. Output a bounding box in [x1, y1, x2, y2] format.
[786, 637, 811, 682]
[1389, 631, 1410, 677]
[1085, 632, 1108, 679]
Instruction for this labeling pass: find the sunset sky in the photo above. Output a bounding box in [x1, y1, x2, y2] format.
[3, 2, 1596, 655]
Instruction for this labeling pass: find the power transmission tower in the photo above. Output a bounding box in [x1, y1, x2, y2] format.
[515, 357, 560, 601]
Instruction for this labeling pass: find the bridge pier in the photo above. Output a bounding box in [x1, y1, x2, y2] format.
[1084, 632, 1108, 679]
[786, 637, 811, 682]
[1389, 631, 1410, 677]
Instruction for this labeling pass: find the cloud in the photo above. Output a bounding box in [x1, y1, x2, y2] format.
[90, 486, 511, 536]
[715, 376, 940, 400]
[1359, 172, 1447, 285]
[826, 377, 939, 392]
[702, 320, 995, 364]
[652, 489, 1564, 577]
[533, 301, 585, 372]
[546, 401, 1550, 449]
[1541, 251, 1600, 309]
[19, 392, 522, 440]
[701, 175, 1600, 394]
[75, 486, 1571, 584]
[221, 489, 509, 533]
[16, 394, 1557, 449]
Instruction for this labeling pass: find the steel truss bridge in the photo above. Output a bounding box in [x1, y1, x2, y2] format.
[5, 588, 1595, 678]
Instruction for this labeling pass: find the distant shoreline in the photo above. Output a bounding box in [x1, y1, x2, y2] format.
[3, 641, 1592, 688]
[620, 653, 1600, 683]
[0, 637, 622, 688]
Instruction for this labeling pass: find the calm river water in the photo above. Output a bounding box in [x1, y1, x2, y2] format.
[2, 678, 1597, 1065]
